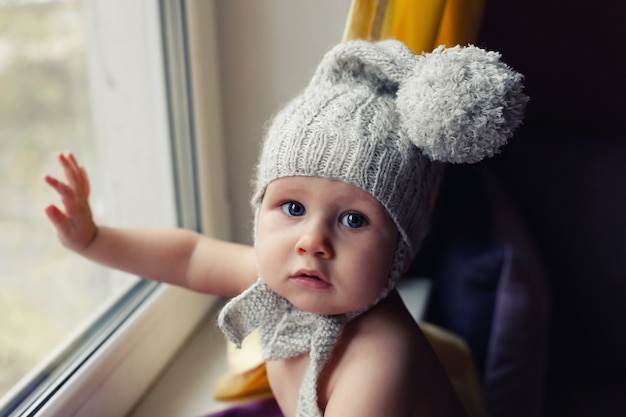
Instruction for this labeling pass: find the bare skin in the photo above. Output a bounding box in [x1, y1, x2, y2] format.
[45, 152, 468, 417]
[44, 153, 256, 296]
[270, 291, 468, 417]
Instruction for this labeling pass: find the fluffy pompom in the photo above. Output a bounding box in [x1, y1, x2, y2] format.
[396, 45, 528, 164]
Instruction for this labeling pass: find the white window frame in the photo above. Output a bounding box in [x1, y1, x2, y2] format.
[1, 1, 227, 416]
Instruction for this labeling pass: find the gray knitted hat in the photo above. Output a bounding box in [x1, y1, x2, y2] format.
[253, 39, 527, 290]
[219, 40, 527, 417]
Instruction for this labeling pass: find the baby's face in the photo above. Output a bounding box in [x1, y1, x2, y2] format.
[256, 176, 398, 315]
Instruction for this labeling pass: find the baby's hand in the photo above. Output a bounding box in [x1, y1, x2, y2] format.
[45, 152, 98, 253]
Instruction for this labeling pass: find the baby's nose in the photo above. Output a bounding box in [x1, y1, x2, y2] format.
[295, 222, 334, 258]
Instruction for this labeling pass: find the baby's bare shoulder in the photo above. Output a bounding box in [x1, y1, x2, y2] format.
[320, 292, 468, 417]
[346, 292, 428, 364]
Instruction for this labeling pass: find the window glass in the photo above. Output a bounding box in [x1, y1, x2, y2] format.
[0, 0, 138, 401]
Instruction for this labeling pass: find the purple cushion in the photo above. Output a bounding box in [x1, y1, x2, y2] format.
[481, 171, 550, 417]
[432, 243, 503, 377]
[201, 398, 283, 417]
[423, 166, 550, 417]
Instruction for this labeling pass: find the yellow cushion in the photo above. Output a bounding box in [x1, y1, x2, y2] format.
[213, 330, 272, 400]
[420, 322, 489, 417]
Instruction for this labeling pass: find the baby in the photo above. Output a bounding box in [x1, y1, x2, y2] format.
[45, 40, 527, 417]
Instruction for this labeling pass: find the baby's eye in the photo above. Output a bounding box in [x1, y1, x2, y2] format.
[281, 201, 306, 217]
[341, 212, 368, 229]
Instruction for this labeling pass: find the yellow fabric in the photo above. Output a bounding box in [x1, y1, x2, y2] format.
[381, 0, 448, 54]
[213, 330, 273, 400]
[435, 0, 486, 48]
[343, 0, 486, 53]
[214, 362, 271, 401]
[420, 322, 489, 417]
[342, 0, 388, 41]
[225, 329, 265, 374]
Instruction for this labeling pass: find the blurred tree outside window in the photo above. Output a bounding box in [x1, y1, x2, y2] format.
[0, 0, 137, 399]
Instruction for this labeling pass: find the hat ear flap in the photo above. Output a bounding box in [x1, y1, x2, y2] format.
[396, 45, 528, 164]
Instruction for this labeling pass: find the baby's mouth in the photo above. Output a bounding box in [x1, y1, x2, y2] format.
[291, 270, 330, 289]
[294, 269, 324, 280]
[300, 273, 320, 280]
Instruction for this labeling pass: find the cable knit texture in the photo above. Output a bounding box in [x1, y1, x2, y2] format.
[219, 39, 527, 417]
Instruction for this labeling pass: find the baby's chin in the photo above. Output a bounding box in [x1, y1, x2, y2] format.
[263, 279, 382, 316]
[284, 294, 377, 317]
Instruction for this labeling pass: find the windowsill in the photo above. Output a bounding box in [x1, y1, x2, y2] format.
[127, 299, 233, 417]
[127, 277, 431, 417]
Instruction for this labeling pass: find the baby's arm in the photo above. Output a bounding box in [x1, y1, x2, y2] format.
[44, 153, 256, 296]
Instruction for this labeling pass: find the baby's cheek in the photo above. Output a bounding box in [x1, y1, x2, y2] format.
[360, 258, 395, 302]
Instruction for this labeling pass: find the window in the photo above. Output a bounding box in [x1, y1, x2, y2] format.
[0, 1, 224, 416]
[0, 0, 129, 403]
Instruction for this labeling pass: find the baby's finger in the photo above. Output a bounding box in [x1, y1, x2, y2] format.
[45, 204, 66, 224]
[79, 165, 91, 197]
[44, 204, 72, 236]
[69, 153, 89, 197]
[59, 152, 81, 194]
[69, 153, 90, 197]
[45, 174, 76, 200]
